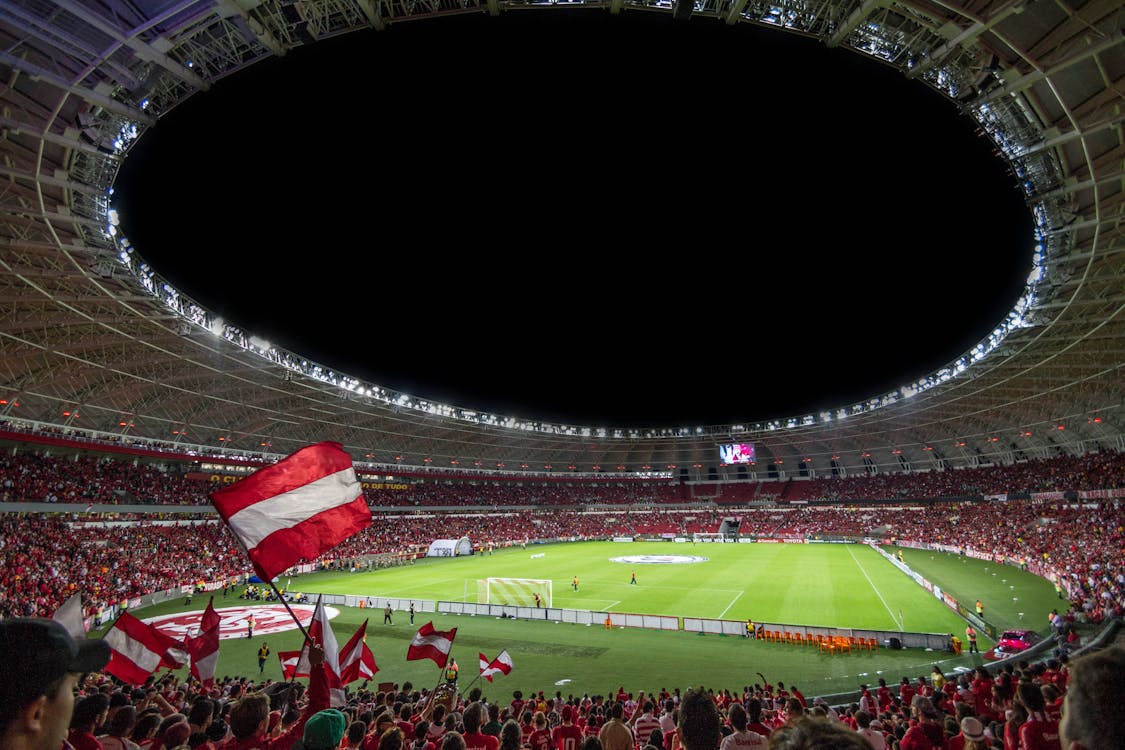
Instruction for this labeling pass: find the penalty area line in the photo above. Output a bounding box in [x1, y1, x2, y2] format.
[718, 591, 743, 619]
[847, 545, 904, 630]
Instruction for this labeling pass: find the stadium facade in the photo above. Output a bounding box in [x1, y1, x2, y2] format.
[0, 0, 1121, 479]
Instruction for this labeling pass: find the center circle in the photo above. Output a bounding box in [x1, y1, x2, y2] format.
[610, 555, 708, 565]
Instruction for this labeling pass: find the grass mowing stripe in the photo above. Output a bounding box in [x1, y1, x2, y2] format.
[847, 544, 903, 629]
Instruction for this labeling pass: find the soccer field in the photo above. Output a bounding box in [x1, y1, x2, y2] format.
[297, 541, 972, 631]
[112, 541, 1058, 698]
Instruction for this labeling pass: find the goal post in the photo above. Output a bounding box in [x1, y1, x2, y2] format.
[692, 532, 733, 543]
[477, 577, 553, 607]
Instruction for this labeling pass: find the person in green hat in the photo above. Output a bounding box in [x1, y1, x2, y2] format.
[297, 709, 348, 750]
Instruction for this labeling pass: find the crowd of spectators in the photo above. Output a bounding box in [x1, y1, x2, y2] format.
[2, 449, 1123, 509]
[8, 626, 1124, 750]
[1, 445, 1122, 635]
[1, 497, 1121, 628]
[2, 445, 1124, 749]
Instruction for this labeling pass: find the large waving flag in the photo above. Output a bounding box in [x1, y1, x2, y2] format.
[339, 619, 378, 684]
[279, 648, 308, 680]
[307, 594, 345, 706]
[358, 641, 378, 680]
[209, 441, 372, 581]
[407, 622, 457, 668]
[184, 597, 221, 687]
[52, 592, 87, 638]
[104, 611, 188, 685]
[479, 650, 513, 682]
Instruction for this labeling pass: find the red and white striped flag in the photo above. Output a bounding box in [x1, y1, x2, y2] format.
[479, 650, 513, 682]
[358, 642, 378, 680]
[406, 622, 457, 668]
[104, 611, 188, 685]
[184, 597, 221, 687]
[279, 648, 308, 680]
[209, 441, 372, 581]
[339, 619, 378, 684]
[306, 594, 345, 706]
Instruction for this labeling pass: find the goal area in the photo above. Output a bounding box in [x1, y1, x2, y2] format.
[477, 577, 553, 607]
[692, 532, 735, 542]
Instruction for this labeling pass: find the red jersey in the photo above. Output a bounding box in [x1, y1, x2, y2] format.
[553, 724, 584, 750]
[529, 728, 552, 750]
[463, 732, 500, 750]
[1019, 714, 1061, 750]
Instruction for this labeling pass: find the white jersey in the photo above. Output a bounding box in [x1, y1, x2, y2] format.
[720, 730, 768, 750]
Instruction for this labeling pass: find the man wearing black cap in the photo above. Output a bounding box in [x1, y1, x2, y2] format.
[0, 617, 111, 750]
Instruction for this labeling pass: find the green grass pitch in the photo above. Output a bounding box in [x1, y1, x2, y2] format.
[99, 541, 1059, 699]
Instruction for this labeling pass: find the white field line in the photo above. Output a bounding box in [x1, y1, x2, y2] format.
[718, 591, 743, 619]
[602, 601, 622, 611]
[847, 545, 904, 629]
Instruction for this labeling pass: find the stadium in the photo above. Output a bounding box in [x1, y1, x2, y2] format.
[1, 1, 1124, 749]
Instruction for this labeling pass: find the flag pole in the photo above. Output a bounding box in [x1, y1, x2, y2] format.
[222, 514, 312, 644]
[432, 648, 454, 694]
[462, 672, 483, 693]
[267, 575, 311, 642]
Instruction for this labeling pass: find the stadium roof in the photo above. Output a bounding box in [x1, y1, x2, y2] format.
[0, 0, 1121, 480]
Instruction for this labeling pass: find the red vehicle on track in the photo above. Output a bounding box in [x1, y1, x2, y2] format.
[994, 629, 1040, 656]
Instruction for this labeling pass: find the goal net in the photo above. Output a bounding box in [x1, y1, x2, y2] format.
[477, 577, 553, 607]
[692, 532, 733, 543]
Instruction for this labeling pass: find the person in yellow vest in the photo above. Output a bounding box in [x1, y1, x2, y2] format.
[246, 612, 255, 638]
[257, 642, 270, 673]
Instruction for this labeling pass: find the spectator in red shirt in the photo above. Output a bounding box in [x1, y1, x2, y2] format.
[218, 644, 329, 750]
[553, 707, 583, 750]
[899, 678, 916, 711]
[1015, 682, 1060, 750]
[899, 696, 948, 750]
[461, 702, 499, 750]
[69, 693, 110, 750]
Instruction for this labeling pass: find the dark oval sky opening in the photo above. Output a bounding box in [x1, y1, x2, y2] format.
[113, 10, 1035, 428]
